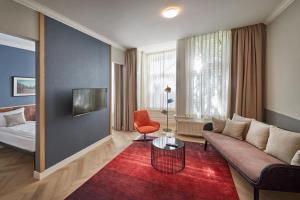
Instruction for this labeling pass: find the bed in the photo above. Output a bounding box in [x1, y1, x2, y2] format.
[0, 121, 35, 152]
[0, 105, 36, 152]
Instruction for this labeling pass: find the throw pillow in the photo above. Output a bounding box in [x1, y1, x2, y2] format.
[0, 108, 25, 127]
[291, 150, 300, 166]
[0, 114, 5, 127]
[222, 119, 247, 140]
[265, 126, 300, 163]
[212, 117, 226, 133]
[232, 113, 253, 139]
[3, 112, 26, 127]
[246, 120, 270, 150]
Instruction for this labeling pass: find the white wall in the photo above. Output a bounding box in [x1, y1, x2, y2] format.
[266, 0, 300, 120]
[0, 0, 38, 41]
[111, 47, 125, 65]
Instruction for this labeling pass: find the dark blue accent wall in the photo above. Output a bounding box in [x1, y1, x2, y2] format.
[0, 45, 35, 107]
[44, 17, 110, 169]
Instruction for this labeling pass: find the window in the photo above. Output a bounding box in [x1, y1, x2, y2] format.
[139, 49, 176, 110]
[184, 31, 231, 119]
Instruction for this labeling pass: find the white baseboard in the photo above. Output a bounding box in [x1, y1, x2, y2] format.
[33, 135, 112, 180]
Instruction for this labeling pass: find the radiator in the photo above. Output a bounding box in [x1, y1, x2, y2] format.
[175, 117, 210, 137]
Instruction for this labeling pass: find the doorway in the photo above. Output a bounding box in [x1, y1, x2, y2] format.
[0, 32, 38, 186]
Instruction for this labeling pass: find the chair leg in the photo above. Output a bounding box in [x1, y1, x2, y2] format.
[204, 140, 208, 151]
[254, 187, 259, 200]
[134, 133, 153, 142]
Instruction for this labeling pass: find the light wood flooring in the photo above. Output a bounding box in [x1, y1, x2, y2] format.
[0, 131, 299, 200]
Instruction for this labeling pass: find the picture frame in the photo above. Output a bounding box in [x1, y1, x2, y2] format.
[12, 76, 36, 96]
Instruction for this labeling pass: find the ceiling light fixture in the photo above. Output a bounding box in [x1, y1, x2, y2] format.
[162, 7, 180, 19]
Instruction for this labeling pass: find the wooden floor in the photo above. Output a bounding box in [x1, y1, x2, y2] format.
[0, 130, 299, 200]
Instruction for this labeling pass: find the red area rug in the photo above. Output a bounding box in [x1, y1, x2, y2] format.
[66, 141, 239, 200]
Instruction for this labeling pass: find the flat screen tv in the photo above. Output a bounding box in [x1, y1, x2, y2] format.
[72, 88, 107, 117]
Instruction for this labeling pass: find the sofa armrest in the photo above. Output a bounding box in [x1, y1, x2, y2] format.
[203, 122, 213, 131]
[257, 164, 300, 192]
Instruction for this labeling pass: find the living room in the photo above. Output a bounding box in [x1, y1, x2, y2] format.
[0, 0, 299, 200]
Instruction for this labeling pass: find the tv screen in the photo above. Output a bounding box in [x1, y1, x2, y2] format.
[72, 88, 107, 117]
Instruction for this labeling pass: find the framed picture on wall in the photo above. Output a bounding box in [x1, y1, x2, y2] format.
[12, 77, 36, 96]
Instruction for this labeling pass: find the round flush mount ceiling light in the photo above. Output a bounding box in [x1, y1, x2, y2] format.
[162, 7, 180, 18]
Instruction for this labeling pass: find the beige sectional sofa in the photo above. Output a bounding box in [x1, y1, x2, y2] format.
[202, 114, 300, 200]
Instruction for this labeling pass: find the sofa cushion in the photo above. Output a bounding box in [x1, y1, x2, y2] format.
[212, 117, 226, 133]
[246, 120, 270, 150]
[265, 126, 300, 163]
[203, 131, 285, 182]
[291, 150, 300, 166]
[232, 113, 253, 139]
[222, 119, 246, 140]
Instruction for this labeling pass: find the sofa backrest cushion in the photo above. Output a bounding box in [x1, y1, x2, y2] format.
[222, 119, 246, 140]
[246, 120, 270, 150]
[291, 150, 300, 166]
[265, 126, 300, 163]
[232, 113, 253, 139]
[212, 117, 226, 133]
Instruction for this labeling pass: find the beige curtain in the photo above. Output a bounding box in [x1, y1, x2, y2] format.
[123, 48, 137, 131]
[231, 23, 266, 121]
[113, 63, 123, 131]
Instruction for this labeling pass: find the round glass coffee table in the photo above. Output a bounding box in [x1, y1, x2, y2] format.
[151, 137, 185, 174]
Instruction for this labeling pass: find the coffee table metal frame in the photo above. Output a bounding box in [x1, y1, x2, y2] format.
[151, 137, 185, 174]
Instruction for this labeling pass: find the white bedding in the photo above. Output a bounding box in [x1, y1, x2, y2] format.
[0, 121, 35, 152]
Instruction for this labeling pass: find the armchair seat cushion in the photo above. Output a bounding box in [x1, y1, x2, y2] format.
[203, 131, 285, 182]
[136, 125, 159, 134]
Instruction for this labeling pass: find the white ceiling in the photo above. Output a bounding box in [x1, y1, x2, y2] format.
[24, 0, 283, 48]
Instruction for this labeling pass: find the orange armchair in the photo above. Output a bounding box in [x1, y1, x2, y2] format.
[134, 110, 160, 141]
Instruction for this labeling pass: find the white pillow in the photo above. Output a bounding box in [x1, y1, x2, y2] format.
[265, 126, 300, 163]
[0, 108, 25, 127]
[291, 150, 300, 166]
[246, 120, 270, 150]
[232, 113, 253, 139]
[212, 117, 226, 133]
[4, 112, 26, 127]
[0, 114, 5, 127]
[222, 119, 247, 140]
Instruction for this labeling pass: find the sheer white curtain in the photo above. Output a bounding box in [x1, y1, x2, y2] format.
[139, 49, 176, 110]
[184, 31, 231, 119]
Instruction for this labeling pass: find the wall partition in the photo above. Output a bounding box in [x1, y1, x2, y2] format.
[36, 13, 111, 172]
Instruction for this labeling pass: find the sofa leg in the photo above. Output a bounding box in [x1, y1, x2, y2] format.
[204, 140, 208, 151]
[254, 188, 259, 200]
